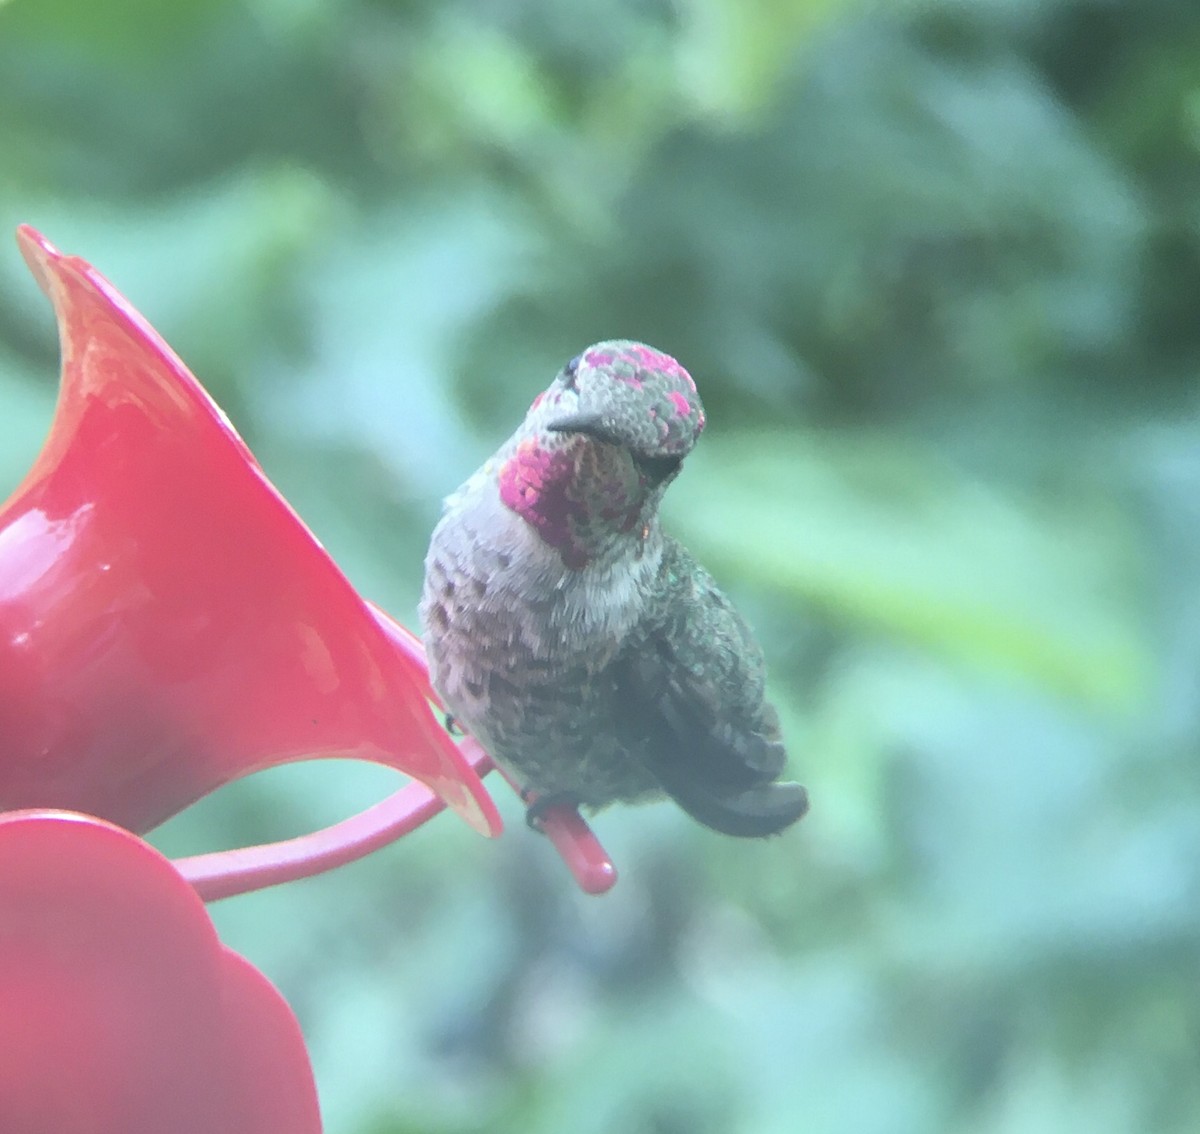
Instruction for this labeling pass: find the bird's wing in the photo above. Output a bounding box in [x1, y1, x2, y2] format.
[614, 539, 808, 837]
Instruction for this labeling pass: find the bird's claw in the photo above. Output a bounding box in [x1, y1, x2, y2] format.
[524, 790, 583, 833]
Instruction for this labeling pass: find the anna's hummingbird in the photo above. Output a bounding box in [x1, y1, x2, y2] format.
[421, 341, 808, 837]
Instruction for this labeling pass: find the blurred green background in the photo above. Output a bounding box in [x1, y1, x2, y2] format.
[3, 0, 1200, 1130]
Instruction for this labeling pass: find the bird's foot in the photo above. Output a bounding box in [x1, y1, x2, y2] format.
[443, 712, 465, 737]
[523, 790, 583, 833]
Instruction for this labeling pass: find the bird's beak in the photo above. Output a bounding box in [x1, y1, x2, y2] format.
[545, 412, 623, 448]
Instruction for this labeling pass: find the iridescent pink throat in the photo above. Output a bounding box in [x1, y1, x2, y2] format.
[498, 439, 642, 571]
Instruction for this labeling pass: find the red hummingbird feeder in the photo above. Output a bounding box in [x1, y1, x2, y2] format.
[0, 809, 323, 1133]
[0, 225, 616, 897]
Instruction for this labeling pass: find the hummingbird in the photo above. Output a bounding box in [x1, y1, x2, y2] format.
[421, 341, 808, 837]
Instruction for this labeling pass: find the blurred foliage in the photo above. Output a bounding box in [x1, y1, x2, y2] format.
[3, 0, 1200, 1130]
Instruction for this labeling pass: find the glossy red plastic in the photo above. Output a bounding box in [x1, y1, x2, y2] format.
[0, 226, 500, 835]
[0, 810, 322, 1133]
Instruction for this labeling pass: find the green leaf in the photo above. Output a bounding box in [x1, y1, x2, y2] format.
[670, 430, 1150, 706]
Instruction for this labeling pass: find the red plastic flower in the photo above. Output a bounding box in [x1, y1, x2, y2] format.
[1, 225, 497, 836]
[0, 809, 321, 1133]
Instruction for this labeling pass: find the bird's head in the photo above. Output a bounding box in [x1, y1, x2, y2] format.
[498, 341, 706, 570]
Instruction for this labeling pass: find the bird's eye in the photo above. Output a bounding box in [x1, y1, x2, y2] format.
[633, 452, 683, 487]
[561, 355, 581, 390]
